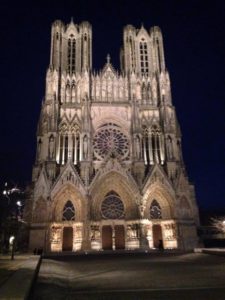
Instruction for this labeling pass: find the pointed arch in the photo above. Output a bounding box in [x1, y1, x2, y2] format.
[62, 200, 75, 221]
[150, 199, 162, 219]
[52, 183, 85, 222]
[90, 171, 140, 221]
[143, 181, 175, 219]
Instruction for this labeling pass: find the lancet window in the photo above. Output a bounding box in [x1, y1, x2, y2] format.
[142, 125, 165, 165]
[129, 36, 135, 70]
[139, 39, 149, 75]
[62, 200, 75, 221]
[65, 81, 77, 103]
[67, 34, 76, 74]
[150, 200, 162, 219]
[57, 123, 80, 165]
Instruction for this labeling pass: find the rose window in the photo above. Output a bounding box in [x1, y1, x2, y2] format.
[93, 124, 129, 160]
[150, 200, 162, 219]
[101, 192, 125, 219]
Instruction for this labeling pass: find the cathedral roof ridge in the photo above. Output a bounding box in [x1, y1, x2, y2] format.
[101, 54, 117, 77]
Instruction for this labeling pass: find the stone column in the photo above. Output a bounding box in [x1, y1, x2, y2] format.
[139, 220, 148, 250]
[112, 225, 116, 250]
[148, 133, 154, 165]
[143, 138, 147, 165]
[56, 135, 60, 163]
[81, 194, 91, 251]
[62, 135, 65, 164]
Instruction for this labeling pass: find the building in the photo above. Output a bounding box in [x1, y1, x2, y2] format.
[25, 19, 199, 252]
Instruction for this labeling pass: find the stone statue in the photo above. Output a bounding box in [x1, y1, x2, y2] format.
[37, 139, 42, 158]
[83, 135, 88, 159]
[167, 135, 173, 159]
[49, 136, 55, 159]
[136, 83, 141, 100]
[71, 85, 76, 102]
[135, 135, 141, 159]
[66, 85, 70, 102]
[152, 77, 157, 101]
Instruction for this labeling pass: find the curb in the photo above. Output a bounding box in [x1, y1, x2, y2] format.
[25, 255, 42, 300]
[194, 248, 225, 257]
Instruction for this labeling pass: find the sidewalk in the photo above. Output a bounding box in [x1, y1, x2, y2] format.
[0, 254, 41, 300]
[195, 248, 225, 256]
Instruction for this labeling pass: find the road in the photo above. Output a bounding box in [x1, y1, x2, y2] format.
[30, 252, 225, 300]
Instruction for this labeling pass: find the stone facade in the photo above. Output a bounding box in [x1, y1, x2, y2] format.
[26, 19, 199, 252]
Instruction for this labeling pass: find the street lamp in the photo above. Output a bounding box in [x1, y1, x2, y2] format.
[9, 235, 15, 260]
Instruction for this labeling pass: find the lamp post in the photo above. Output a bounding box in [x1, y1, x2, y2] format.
[9, 235, 15, 260]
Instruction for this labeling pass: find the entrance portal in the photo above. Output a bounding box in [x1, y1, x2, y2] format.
[102, 226, 112, 250]
[62, 227, 73, 251]
[152, 224, 163, 248]
[115, 225, 125, 249]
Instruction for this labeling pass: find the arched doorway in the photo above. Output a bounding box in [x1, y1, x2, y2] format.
[152, 224, 163, 249]
[62, 227, 73, 251]
[102, 226, 112, 250]
[115, 225, 125, 249]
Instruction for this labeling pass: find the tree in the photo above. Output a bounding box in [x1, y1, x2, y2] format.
[211, 217, 225, 233]
[0, 182, 28, 253]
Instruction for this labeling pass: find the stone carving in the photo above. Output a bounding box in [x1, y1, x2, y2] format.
[51, 226, 61, 243]
[135, 135, 141, 159]
[167, 135, 173, 159]
[49, 136, 55, 159]
[28, 21, 199, 253]
[83, 135, 88, 159]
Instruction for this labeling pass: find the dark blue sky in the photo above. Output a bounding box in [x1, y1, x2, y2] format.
[0, 0, 224, 210]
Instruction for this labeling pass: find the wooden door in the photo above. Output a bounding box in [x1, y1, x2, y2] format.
[115, 225, 125, 249]
[152, 224, 163, 249]
[62, 227, 73, 251]
[102, 226, 112, 250]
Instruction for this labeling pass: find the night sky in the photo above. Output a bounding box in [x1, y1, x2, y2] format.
[0, 0, 224, 211]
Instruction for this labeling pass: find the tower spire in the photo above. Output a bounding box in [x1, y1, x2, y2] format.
[106, 54, 111, 64]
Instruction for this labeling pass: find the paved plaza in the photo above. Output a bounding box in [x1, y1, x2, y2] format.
[30, 252, 225, 300]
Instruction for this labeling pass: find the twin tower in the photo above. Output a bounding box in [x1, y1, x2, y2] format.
[50, 20, 164, 75]
[26, 19, 199, 253]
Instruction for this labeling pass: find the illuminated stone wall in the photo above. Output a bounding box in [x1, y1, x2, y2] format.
[27, 20, 199, 252]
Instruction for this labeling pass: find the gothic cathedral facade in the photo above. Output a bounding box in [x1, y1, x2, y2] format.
[26, 19, 199, 252]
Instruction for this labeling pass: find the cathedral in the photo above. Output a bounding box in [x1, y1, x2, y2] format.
[26, 19, 199, 252]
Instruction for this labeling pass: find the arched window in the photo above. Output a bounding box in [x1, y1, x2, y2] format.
[62, 200, 75, 221]
[101, 191, 125, 219]
[139, 38, 149, 75]
[64, 135, 68, 163]
[67, 34, 76, 73]
[150, 200, 162, 219]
